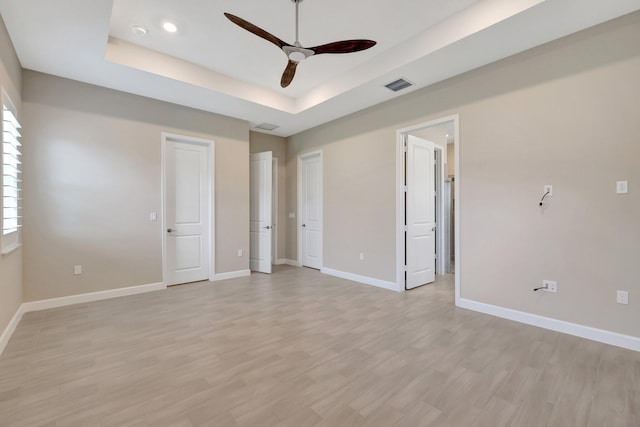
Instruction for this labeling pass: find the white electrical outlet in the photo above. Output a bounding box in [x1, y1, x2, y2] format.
[289, 212, 296, 219]
[149, 212, 157, 221]
[359, 252, 364, 261]
[74, 265, 82, 275]
[237, 249, 243, 257]
[544, 185, 553, 197]
[617, 290, 629, 305]
[542, 280, 557, 293]
[616, 181, 628, 194]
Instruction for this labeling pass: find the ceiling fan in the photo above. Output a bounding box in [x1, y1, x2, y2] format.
[224, 0, 377, 88]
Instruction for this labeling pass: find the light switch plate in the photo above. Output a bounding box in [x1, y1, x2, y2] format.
[544, 185, 553, 197]
[150, 212, 157, 221]
[74, 265, 82, 275]
[616, 181, 628, 194]
[289, 212, 296, 219]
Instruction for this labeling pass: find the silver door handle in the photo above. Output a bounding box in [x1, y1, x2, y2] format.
[263, 226, 271, 230]
[167, 228, 174, 233]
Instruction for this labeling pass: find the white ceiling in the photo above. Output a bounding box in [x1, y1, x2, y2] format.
[1, 0, 639, 137]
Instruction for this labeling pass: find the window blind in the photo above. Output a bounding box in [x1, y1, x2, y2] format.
[3, 104, 21, 236]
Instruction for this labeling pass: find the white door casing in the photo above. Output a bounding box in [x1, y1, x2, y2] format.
[406, 135, 436, 289]
[250, 151, 273, 273]
[163, 136, 212, 286]
[271, 157, 278, 264]
[298, 151, 322, 269]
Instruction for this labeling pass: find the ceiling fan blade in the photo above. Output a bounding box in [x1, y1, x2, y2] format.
[311, 39, 377, 55]
[224, 13, 288, 49]
[281, 60, 298, 88]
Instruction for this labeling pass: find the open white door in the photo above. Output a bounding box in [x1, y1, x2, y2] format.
[406, 135, 436, 289]
[299, 152, 322, 269]
[164, 139, 211, 286]
[250, 152, 273, 273]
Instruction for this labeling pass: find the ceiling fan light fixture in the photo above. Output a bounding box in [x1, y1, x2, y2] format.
[288, 51, 306, 62]
[224, 0, 376, 88]
[162, 21, 178, 33]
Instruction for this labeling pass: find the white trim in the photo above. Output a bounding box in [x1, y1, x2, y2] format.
[297, 150, 323, 270]
[321, 267, 402, 292]
[275, 258, 301, 267]
[458, 298, 640, 352]
[1, 282, 166, 357]
[212, 270, 251, 281]
[161, 133, 216, 284]
[0, 304, 25, 356]
[271, 157, 278, 265]
[396, 115, 460, 294]
[454, 117, 460, 304]
[21, 282, 166, 312]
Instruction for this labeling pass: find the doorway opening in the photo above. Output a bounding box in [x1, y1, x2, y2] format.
[396, 116, 459, 299]
[161, 133, 215, 286]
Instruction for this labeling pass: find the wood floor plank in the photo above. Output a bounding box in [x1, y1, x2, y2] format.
[0, 266, 638, 426]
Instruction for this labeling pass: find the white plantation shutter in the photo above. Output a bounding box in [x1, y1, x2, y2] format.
[2, 101, 22, 251]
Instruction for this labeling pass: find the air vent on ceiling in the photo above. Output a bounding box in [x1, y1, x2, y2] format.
[384, 78, 413, 92]
[254, 123, 280, 131]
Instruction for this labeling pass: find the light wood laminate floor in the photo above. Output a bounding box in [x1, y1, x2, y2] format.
[1, 266, 638, 427]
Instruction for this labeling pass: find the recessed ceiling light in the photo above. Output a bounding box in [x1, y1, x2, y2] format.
[162, 21, 178, 33]
[131, 25, 148, 36]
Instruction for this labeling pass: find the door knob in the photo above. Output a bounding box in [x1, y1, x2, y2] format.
[302, 224, 306, 228]
[263, 225, 271, 230]
[167, 228, 174, 233]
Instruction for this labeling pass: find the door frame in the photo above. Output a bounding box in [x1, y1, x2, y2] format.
[272, 157, 278, 265]
[297, 150, 323, 269]
[396, 115, 460, 301]
[161, 132, 215, 285]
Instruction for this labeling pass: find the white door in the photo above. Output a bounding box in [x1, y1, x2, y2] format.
[164, 139, 210, 286]
[299, 152, 322, 269]
[406, 135, 436, 289]
[250, 152, 272, 273]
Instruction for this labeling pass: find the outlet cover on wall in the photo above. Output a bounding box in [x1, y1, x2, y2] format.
[616, 181, 628, 194]
[237, 249, 243, 257]
[542, 280, 557, 293]
[617, 290, 629, 305]
[544, 185, 553, 196]
[74, 265, 82, 275]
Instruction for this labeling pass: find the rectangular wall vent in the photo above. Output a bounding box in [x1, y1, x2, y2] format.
[385, 78, 413, 92]
[254, 122, 279, 131]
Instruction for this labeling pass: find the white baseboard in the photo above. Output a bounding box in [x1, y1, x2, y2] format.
[1, 282, 166, 356]
[212, 270, 251, 281]
[321, 267, 401, 292]
[457, 298, 640, 352]
[0, 304, 25, 356]
[21, 282, 166, 313]
[275, 259, 300, 267]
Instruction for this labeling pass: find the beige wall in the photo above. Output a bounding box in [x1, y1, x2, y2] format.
[21, 72, 250, 301]
[249, 131, 287, 261]
[287, 11, 640, 337]
[0, 15, 22, 337]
